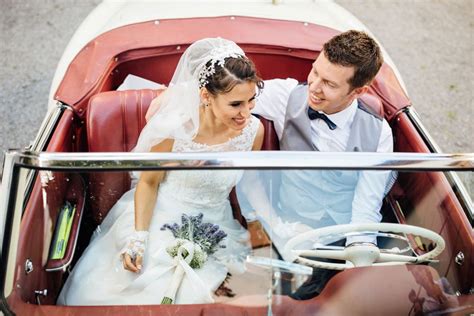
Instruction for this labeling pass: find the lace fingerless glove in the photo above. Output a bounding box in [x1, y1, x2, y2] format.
[121, 230, 149, 260]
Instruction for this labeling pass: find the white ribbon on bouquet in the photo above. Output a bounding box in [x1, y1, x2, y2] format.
[162, 240, 201, 304]
[119, 240, 214, 304]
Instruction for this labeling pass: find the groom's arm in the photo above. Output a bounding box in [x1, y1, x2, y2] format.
[252, 78, 298, 140]
[347, 120, 394, 245]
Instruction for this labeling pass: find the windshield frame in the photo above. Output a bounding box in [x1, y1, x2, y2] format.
[0, 150, 473, 313]
[11, 150, 474, 171]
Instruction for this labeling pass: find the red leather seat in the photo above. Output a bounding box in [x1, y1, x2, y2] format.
[87, 89, 162, 224]
[360, 92, 384, 118]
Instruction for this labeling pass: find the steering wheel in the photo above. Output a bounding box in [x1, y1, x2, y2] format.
[283, 223, 445, 270]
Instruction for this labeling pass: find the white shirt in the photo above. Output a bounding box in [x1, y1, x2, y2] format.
[253, 78, 394, 235]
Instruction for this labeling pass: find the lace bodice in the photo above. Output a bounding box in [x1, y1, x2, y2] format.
[157, 116, 260, 212]
[172, 115, 260, 152]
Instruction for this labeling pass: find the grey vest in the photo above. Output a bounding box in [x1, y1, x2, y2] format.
[280, 84, 383, 152]
[277, 84, 385, 225]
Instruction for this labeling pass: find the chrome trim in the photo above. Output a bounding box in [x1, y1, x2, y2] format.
[10, 151, 474, 171]
[24, 102, 70, 205]
[454, 251, 465, 266]
[24, 259, 33, 274]
[0, 153, 22, 309]
[34, 289, 48, 305]
[405, 107, 473, 220]
[405, 107, 443, 153]
[448, 171, 474, 220]
[29, 102, 70, 153]
[0, 153, 17, 253]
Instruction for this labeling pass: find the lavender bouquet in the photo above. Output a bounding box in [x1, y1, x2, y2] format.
[160, 213, 227, 304]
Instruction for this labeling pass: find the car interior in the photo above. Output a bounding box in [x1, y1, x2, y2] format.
[5, 18, 472, 314]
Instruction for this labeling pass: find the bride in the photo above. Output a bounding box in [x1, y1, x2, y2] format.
[57, 38, 264, 306]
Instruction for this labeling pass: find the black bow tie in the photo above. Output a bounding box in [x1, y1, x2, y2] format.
[307, 107, 337, 130]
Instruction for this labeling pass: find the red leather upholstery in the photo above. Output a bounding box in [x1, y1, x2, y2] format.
[360, 92, 384, 118]
[87, 89, 161, 224]
[259, 116, 280, 150]
[88, 89, 160, 153]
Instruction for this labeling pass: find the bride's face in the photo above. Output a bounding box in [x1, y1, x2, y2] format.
[208, 81, 257, 130]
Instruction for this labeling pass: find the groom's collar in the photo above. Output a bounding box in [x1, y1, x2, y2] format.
[323, 99, 358, 130]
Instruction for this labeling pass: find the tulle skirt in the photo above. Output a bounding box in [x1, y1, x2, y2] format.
[57, 189, 250, 306]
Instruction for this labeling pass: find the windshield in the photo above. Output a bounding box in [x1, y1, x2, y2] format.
[0, 152, 472, 315]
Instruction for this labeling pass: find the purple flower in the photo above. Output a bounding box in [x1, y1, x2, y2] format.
[161, 212, 227, 256]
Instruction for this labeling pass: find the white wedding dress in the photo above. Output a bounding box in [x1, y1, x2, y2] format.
[57, 116, 259, 306]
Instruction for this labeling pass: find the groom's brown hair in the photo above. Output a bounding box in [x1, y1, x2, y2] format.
[323, 30, 383, 89]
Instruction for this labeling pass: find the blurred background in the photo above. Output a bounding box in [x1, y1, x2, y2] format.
[1, 0, 472, 179]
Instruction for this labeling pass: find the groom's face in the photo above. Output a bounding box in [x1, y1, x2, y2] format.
[307, 52, 365, 115]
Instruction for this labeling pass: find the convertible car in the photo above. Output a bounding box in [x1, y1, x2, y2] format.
[1, 1, 473, 315]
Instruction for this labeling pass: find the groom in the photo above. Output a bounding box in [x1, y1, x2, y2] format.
[252, 30, 393, 299]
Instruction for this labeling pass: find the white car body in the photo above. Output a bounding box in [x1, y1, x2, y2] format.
[48, 0, 407, 110]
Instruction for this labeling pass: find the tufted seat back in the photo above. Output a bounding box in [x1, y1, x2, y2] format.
[87, 89, 161, 153]
[87, 89, 161, 224]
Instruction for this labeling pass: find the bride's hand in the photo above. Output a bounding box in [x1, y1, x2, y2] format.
[121, 231, 149, 273]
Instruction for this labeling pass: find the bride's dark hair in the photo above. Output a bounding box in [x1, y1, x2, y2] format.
[204, 57, 264, 95]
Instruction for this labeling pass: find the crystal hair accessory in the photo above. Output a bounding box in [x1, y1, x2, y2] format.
[197, 42, 245, 88]
[133, 38, 246, 154]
